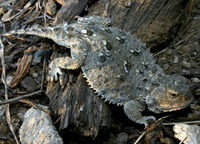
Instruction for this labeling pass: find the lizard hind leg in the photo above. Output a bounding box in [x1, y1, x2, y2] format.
[123, 100, 156, 125]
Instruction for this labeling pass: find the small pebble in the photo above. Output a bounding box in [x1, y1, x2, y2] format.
[81, 29, 87, 34]
[173, 56, 179, 63]
[20, 76, 38, 90]
[115, 132, 128, 144]
[6, 76, 14, 87]
[32, 72, 39, 78]
[182, 61, 191, 68]
[162, 63, 169, 70]
[166, 49, 173, 55]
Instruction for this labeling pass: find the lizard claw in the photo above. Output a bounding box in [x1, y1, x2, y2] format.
[47, 67, 63, 82]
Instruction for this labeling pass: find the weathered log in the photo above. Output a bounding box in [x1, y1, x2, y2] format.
[54, 0, 188, 49]
[92, 0, 188, 49]
[46, 72, 111, 138]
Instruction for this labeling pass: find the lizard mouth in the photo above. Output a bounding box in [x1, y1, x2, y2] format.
[159, 106, 183, 112]
[157, 95, 193, 112]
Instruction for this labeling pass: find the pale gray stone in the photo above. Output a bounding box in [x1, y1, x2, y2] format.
[19, 107, 63, 144]
[174, 123, 200, 144]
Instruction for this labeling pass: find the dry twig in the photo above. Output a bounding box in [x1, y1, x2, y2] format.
[19, 99, 51, 114]
[0, 38, 19, 144]
[0, 90, 43, 105]
[134, 131, 147, 144]
[164, 120, 200, 125]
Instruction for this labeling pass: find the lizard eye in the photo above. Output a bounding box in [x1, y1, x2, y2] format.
[170, 93, 177, 97]
[167, 90, 179, 99]
[168, 92, 179, 99]
[171, 93, 177, 97]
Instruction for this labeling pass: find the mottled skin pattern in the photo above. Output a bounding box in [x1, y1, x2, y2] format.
[3, 16, 192, 125]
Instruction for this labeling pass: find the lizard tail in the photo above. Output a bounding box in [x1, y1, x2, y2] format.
[2, 26, 57, 39]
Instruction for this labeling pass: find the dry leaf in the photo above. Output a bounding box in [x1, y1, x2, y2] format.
[10, 46, 37, 88]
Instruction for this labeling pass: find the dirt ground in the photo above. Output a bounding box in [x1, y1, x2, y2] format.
[0, 0, 199, 144]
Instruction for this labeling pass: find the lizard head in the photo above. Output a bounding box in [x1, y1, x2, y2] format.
[146, 74, 193, 113]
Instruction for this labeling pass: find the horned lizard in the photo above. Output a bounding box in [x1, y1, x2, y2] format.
[3, 16, 193, 125]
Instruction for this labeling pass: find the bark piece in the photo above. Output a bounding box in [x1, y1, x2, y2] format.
[46, 72, 111, 138]
[10, 46, 37, 88]
[53, 0, 90, 25]
[106, 0, 188, 48]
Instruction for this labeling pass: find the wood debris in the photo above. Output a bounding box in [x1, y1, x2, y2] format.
[10, 46, 37, 88]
